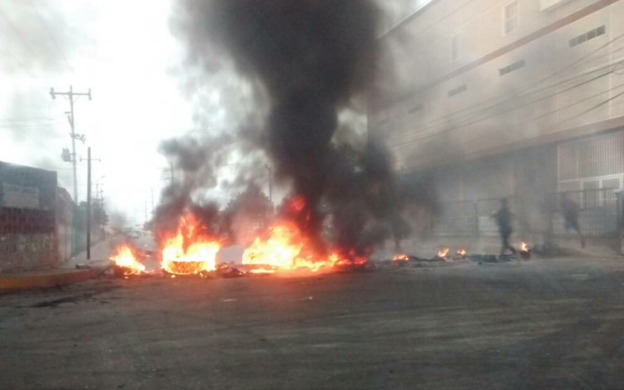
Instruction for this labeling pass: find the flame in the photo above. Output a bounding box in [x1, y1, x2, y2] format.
[242, 221, 366, 273]
[243, 222, 304, 269]
[248, 268, 277, 275]
[287, 196, 307, 213]
[393, 254, 409, 261]
[437, 248, 450, 258]
[161, 213, 221, 275]
[109, 245, 146, 275]
[456, 249, 467, 256]
[521, 242, 529, 252]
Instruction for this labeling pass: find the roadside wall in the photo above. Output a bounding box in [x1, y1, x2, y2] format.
[0, 162, 59, 273]
[55, 187, 105, 262]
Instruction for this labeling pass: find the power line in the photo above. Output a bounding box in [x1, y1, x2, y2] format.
[385, 51, 624, 146]
[388, 60, 621, 148]
[385, 45, 624, 146]
[398, 81, 624, 168]
[385, 44, 624, 145]
[0, 115, 63, 122]
[381, 31, 624, 144]
[0, 4, 54, 100]
[451, 86, 624, 164]
[26, 0, 75, 75]
[381, 0, 480, 39]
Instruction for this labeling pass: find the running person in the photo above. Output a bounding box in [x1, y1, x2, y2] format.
[561, 193, 585, 248]
[492, 198, 517, 256]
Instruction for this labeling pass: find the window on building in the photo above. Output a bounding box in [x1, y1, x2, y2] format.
[448, 85, 467, 97]
[569, 25, 606, 48]
[499, 60, 525, 76]
[451, 33, 461, 62]
[558, 131, 624, 208]
[408, 104, 423, 114]
[582, 181, 600, 209]
[504, 1, 519, 35]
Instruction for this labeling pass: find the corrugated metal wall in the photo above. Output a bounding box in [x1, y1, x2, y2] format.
[559, 129, 624, 183]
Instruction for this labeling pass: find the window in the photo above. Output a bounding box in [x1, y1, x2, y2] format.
[504, 1, 519, 35]
[448, 85, 467, 97]
[569, 25, 606, 48]
[451, 33, 461, 62]
[408, 104, 423, 114]
[499, 60, 525, 76]
[582, 181, 600, 209]
[541, 0, 572, 11]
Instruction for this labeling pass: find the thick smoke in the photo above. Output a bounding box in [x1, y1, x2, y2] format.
[171, 0, 419, 256]
[154, 133, 230, 238]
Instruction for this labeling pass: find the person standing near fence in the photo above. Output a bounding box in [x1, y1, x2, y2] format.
[492, 198, 517, 256]
[561, 193, 586, 248]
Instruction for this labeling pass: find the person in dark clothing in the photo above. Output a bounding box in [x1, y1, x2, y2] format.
[492, 198, 517, 256]
[561, 193, 585, 248]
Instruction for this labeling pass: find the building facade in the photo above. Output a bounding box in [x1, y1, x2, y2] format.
[371, 0, 624, 237]
[0, 161, 98, 272]
[0, 161, 59, 272]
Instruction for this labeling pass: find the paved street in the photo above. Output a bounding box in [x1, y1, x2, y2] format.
[2, 257, 624, 389]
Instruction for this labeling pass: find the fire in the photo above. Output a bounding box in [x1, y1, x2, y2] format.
[109, 245, 146, 275]
[248, 268, 277, 275]
[161, 213, 222, 275]
[242, 221, 366, 273]
[456, 249, 467, 256]
[287, 196, 307, 213]
[393, 254, 409, 261]
[520, 242, 529, 252]
[243, 222, 304, 269]
[437, 248, 450, 258]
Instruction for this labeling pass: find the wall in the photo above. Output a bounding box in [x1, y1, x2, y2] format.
[372, 0, 624, 173]
[0, 161, 59, 273]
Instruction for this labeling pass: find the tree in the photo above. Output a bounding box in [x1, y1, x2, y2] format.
[92, 200, 109, 226]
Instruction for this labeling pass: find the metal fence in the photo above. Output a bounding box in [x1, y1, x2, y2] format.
[431, 188, 621, 239]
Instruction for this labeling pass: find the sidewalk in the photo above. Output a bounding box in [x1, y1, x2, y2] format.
[0, 239, 116, 291]
[64, 238, 116, 269]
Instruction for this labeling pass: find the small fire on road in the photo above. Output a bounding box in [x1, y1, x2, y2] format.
[109, 245, 146, 275]
[160, 213, 222, 276]
[242, 221, 366, 273]
[392, 254, 409, 261]
[109, 204, 369, 279]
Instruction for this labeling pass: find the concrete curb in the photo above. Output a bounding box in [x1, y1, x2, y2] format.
[0, 269, 100, 291]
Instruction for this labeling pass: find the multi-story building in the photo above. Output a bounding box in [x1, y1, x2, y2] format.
[370, 0, 624, 237]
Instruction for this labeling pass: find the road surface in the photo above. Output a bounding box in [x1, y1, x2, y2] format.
[1, 257, 624, 389]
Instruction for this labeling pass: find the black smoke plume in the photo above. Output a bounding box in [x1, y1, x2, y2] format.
[172, 0, 424, 256]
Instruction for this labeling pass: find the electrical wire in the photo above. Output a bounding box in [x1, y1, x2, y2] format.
[380, 31, 624, 144]
[396, 81, 624, 168]
[388, 61, 621, 148]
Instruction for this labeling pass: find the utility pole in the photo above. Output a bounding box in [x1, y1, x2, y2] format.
[150, 188, 155, 214]
[87, 147, 92, 260]
[50, 86, 92, 203]
[81, 148, 100, 260]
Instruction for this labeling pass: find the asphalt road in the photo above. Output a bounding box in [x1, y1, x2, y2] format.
[1, 257, 624, 389]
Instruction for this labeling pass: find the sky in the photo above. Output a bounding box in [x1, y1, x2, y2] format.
[0, 0, 425, 227]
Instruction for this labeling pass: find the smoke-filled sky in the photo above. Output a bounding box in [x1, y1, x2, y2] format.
[0, 0, 428, 226]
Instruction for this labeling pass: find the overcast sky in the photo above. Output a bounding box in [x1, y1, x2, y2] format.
[0, 0, 426, 227]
